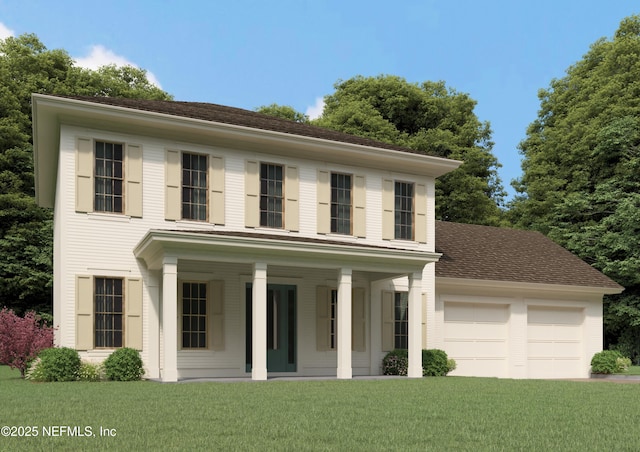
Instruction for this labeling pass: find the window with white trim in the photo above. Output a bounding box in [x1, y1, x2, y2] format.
[94, 277, 124, 348]
[395, 181, 414, 240]
[331, 173, 352, 234]
[394, 292, 409, 349]
[94, 141, 124, 213]
[260, 163, 284, 228]
[181, 282, 208, 349]
[182, 152, 208, 221]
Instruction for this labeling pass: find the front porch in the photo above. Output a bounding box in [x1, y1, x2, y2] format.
[134, 230, 438, 382]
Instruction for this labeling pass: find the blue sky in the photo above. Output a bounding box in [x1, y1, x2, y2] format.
[2, 1, 638, 199]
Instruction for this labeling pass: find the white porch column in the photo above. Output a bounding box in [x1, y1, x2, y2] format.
[408, 271, 423, 378]
[147, 270, 161, 379]
[252, 263, 268, 381]
[162, 256, 178, 382]
[337, 268, 353, 379]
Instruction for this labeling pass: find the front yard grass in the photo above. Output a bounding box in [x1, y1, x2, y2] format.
[619, 365, 640, 375]
[1, 365, 639, 451]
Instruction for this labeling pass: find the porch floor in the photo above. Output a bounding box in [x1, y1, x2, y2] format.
[150, 375, 407, 384]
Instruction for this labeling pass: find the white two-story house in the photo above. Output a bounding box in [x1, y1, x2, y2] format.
[32, 94, 622, 381]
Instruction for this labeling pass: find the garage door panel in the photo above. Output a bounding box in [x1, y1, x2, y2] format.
[444, 322, 507, 340]
[445, 339, 507, 358]
[528, 306, 583, 325]
[455, 358, 507, 378]
[528, 341, 581, 357]
[445, 302, 508, 322]
[528, 324, 581, 341]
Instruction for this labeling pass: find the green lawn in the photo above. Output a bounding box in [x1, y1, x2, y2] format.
[1, 366, 639, 451]
[620, 365, 640, 375]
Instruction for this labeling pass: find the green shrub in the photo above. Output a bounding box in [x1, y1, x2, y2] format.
[382, 349, 408, 376]
[591, 350, 624, 374]
[422, 349, 450, 376]
[447, 358, 457, 373]
[616, 356, 632, 373]
[25, 357, 46, 382]
[36, 347, 81, 381]
[78, 361, 104, 382]
[104, 348, 144, 381]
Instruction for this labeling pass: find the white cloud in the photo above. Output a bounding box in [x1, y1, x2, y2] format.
[305, 97, 325, 120]
[73, 45, 162, 88]
[0, 22, 15, 40]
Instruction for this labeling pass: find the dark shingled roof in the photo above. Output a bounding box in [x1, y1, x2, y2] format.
[435, 221, 623, 289]
[61, 95, 422, 155]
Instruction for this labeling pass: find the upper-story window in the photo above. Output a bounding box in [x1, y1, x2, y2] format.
[94, 141, 124, 213]
[394, 181, 414, 240]
[331, 173, 352, 235]
[260, 163, 284, 228]
[182, 153, 208, 221]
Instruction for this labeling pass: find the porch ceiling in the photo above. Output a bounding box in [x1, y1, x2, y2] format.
[134, 229, 439, 274]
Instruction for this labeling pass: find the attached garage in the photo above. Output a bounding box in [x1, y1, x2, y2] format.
[434, 221, 624, 379]
[443, 302, 509, 378]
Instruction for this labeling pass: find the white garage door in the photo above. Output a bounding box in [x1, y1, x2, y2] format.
[527, 306, 584, 379]
[443, 302, 509, 378]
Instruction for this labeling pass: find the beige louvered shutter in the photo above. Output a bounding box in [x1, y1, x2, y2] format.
[352, 288, 366, 352]
[76, 275, 94, 350]
[316, 286, 330, 351]
[165, 149, 180, 220]
[76, 137, 94, 213]
[415, 183, 426, 243]
[382, 179, 394, 240]
[381, 290, 394, 351]
[125, 144, 143, 218]
[317, 170, 330, 234]
[125, 277, 143, 350]
[285, 166, 299, 232]
[245, 160, 259, 227]
[211, 280, 225, 351]
[353, 175, 366, 238]
[209, 156, 225, 225]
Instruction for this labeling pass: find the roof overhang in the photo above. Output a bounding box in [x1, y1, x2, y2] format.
[134, 229, 440, 274]
[32, 94, 462, 208]
[436, 276, 624, 297]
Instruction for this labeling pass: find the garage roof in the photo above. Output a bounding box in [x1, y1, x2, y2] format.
[435, 221, 623, 290]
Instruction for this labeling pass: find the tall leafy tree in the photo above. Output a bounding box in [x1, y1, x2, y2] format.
[0, 34, 172, 314]
[509, 16, 640, 360]
[314, 75, 505, 225]
[255, 104, 309, 123]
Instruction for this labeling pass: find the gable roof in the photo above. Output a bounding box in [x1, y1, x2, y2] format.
[435, 221, 623, 291]
[58, 95, 422, 155]
[33, 94, 461, 208]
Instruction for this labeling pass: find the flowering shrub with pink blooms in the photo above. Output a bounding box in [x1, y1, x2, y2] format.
[0, 307, 54, 377]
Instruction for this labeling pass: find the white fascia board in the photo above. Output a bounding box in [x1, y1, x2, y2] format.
[436, 276, 624, 296]
[134, 229, 441, 274]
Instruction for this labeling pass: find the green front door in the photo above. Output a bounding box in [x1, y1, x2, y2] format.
[246, 284, 296, 373]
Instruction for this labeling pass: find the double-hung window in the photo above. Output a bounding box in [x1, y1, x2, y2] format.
[394, 292, 409, 349]
[182, 153, 208, 221]
[260, 163, 284, 228]
[331, 173, 352, 234]
[94, 277, 124, 348]
[394, 181, 414, 240]
[181, 282, 208, 349]
[94, 141, 124, 213]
